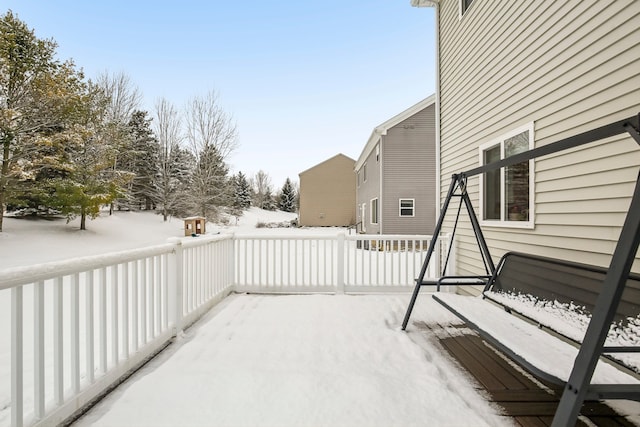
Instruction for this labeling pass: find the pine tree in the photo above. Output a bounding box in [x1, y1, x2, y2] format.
[261, 187, 276, 211]
[0, 11, 86, 230]
[126, 110, 159, 210]
[233, 171, 251, 211]
[184, 91, 237, 222]
[49, 83, 125, 230]
[279, 178, 297, 212]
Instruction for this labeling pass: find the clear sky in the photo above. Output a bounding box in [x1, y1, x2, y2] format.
[3, 1, 436, 188]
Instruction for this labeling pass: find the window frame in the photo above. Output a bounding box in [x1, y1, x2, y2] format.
[399, 198, 415, 218]
[370, 198, 378, 225]
[478, 122, 535, 229]
[459, 0, 476, 18]
[363, 162, 368, 182]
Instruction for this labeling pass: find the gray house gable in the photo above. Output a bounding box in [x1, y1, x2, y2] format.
[355, 95, 437, 235]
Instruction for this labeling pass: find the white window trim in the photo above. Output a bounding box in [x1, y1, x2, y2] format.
[360, 203, 367, 232]
[370, 198, 378, 225]
[478, 122, 535, 229]
[363, 162, 368, 182]
[399, 198, 415, 218]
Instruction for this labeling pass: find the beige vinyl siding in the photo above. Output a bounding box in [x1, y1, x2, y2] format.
[437, 0, 640, 289]
[298, 154, 356, 227]
[382, 104, 437, 234]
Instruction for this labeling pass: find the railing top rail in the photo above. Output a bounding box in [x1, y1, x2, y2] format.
[345, 234, 435, 240]
[0, 242, 175, 291]
[179, 232, 234, 248]
[234, 233, 343, 240]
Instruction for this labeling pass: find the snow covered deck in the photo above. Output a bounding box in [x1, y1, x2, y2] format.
[72, 294, 511, 427]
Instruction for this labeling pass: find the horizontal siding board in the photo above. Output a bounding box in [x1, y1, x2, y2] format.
[381, 105, 437, 235]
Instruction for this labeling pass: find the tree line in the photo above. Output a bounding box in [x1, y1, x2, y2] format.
[0, 11, 297, 231]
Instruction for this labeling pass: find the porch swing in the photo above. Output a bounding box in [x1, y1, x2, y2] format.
[401, 114, 640, 426]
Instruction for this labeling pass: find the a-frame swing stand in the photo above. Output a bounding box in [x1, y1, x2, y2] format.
[401, 114, 640, 427]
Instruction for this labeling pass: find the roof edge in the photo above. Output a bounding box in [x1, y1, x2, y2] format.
[299, 153, 356, 177]
[355, 94, 436, 170]
[410, 0, 439, 7]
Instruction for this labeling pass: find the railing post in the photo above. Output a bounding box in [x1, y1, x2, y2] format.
[337, 233, 345, 294]
[168, 237, 184, 337]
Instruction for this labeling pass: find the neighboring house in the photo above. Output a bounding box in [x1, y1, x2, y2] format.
[298, 154, 356, 227]
[355, 95, 437, 235]
[411, 1, 640, 288]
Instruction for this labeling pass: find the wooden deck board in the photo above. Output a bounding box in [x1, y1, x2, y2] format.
[415, 321, 637, 426]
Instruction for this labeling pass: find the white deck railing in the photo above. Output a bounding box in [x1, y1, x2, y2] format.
[0, 232, 449, 427]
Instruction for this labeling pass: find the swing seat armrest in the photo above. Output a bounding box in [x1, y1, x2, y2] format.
[419, 276, 491, 286]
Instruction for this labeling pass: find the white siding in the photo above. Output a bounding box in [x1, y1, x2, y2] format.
[438, 0, 640, 285]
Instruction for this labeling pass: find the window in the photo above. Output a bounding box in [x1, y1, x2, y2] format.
[370, 198, 378, 224]
[479, 123, 534, 228]
[376, 145, 380, 162]
[460, 0, 475, 16]
[357, 171, 360, 187]
[363, 163, 367, 182]
[399, 199, 415, 217]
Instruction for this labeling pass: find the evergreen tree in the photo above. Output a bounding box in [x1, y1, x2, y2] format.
[126, 110, 159, 210]
[233, 171, 251, 211]
[261, 187, 276, 211]
[184, 91, 237, 222]
[0, 11, 86, 230]
[188, 144, 230, 220]
[49, 83, 125, 230]
[278, 178, 297, 212]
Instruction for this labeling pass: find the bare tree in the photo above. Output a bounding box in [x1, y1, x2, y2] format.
[95, 71, 142, 124]
[154, 97, 189, 221]
[94, 71, 142, 213]
[251, 170, 275, 210]
[184, 90, 238, 221]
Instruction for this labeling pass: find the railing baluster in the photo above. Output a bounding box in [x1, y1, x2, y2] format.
[111, 264, 119, 367]
[141, 258, 147, 344]
[12, 285, 23, 427]
[54, 276, 64, 405]
[122, 263, 129, 358]
[132, 260, 138, 352]
[149, 257, 157, 339]
[71, 272, 80, 394]
[34, 280, 45, 420]
[86, 271, 95, 384]
[99, 268, 107, 375]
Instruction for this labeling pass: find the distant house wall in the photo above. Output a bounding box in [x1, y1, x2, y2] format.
[355, 143, 381, 234]
[433, 0, 640, 284]
[382, 104, 436, 235]
[355, 96, 437, 235]
[299, 154, 356, 227]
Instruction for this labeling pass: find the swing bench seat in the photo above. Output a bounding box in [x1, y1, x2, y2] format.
[432, 251, 640, 400]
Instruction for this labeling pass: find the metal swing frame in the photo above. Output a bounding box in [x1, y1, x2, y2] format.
[401, 114, 640, 426]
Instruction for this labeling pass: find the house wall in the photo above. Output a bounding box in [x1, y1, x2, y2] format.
[299, 154, 356, 227]
[382, 104, 437, 235]
[437, 0, 640, 291]
[355, 144, 381, 234]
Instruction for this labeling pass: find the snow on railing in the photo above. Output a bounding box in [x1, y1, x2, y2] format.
[0, 234, 234, 427]
[1, 231, 450, 427]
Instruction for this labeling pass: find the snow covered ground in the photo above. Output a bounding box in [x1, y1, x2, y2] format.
[0, 208, 301, 269]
